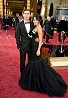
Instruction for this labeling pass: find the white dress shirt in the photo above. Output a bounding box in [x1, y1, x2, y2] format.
[24, 20, 30, 34]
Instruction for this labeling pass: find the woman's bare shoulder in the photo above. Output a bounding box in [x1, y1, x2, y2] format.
[38, 25, 42, 32]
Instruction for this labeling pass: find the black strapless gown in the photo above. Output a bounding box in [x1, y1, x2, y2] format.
[19, 32, 67, 96]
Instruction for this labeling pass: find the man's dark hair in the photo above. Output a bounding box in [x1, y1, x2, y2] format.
[23, 8, 30, 13]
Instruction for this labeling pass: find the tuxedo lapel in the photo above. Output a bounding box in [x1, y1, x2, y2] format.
[21, 20, 28, 36]
[30, 21, 34, 32]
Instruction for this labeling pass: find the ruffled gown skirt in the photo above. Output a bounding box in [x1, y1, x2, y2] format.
[19, 58, 67, 96]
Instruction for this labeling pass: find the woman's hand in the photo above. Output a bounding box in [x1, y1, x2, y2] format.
[36, 50, 40, 56]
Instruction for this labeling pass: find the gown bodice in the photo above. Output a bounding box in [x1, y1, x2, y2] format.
[31, 31, 42, 61]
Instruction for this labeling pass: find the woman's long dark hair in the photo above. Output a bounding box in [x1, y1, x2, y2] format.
[34, 13, 43, 25]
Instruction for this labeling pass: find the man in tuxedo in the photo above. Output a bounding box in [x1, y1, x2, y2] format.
[16, 9, 34, 75]
[57, 16, 67, 42]
[45, 16, 53, 43]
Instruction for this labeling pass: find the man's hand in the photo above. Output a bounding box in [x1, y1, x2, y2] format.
[35, 38, 40, 42]
[17, 47, 20, 51]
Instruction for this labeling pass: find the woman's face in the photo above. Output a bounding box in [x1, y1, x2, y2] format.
[33, 17, 39, 26]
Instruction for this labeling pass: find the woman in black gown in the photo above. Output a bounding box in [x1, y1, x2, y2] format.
[19, 14, 67, 96]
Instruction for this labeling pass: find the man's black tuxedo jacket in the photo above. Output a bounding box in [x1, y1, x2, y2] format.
[45, 20, 52, 34]
[16, 20, 34, 52]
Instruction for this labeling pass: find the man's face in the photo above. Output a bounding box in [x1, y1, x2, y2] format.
[23, 11, 30, 21]
[16, 13, 19, 17]
[47, 16, 51, 21]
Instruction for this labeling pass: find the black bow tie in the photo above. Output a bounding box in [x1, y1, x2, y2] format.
[25, 22, 30, 24]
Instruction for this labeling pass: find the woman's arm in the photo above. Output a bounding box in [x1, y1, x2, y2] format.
[36, 26, 43, 56]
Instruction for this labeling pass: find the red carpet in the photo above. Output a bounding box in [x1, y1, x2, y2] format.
[0, 28, 68, 98]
